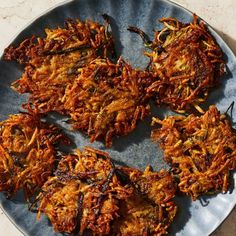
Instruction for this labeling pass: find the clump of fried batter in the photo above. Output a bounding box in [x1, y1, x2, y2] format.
[0, 113, 68, 200]
[117, 166, 176, 204]
[113, 195, 176, 236]
[4, 17, 115, 114]
[152, 105, 236, 200]
[63, 58, 152, 147]
[37, 147, 132, 235]
[112, 166, 177, 236]
[129, 14, 225, 113]
[37, 148, 177, 235]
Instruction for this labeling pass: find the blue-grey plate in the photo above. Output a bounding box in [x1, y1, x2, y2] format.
[0, 0, 236, 235]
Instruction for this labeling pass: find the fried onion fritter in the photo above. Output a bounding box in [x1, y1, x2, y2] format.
[112, 166, 177, 236]
[4, 17, 114, 114]
[37, 147, 133, 235]
[63, 58, 152, 147]
[0, 113, 68, 199]
[129, 14, 225, 113]
[152, 105, 236, 200]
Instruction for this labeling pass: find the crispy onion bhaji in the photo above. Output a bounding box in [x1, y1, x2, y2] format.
[128, 14, 225, 113]
[63, 58, 152, 147]
[4, 17, 115, 113]
[152, 105, 236, 200]
[37, 147, 133, 235]
[0, 113, 69, 200]
[112, 166, 177, 236]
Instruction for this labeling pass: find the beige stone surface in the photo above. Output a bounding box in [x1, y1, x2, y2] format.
[0, 0, 235, 235]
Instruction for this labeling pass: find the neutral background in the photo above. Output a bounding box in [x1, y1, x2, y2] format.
[0, 0, 235, 235]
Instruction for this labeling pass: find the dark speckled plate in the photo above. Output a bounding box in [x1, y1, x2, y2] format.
[0, 0, 236, 235]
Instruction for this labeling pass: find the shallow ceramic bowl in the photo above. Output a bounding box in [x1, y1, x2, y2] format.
[0, 0, 236, 235]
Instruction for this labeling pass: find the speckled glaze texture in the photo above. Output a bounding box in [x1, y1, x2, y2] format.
[0, 0, 236, 235]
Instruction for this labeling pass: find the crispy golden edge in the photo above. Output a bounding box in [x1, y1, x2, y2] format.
[152, 105, 236, 200]
[0, 113, 68, 200]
